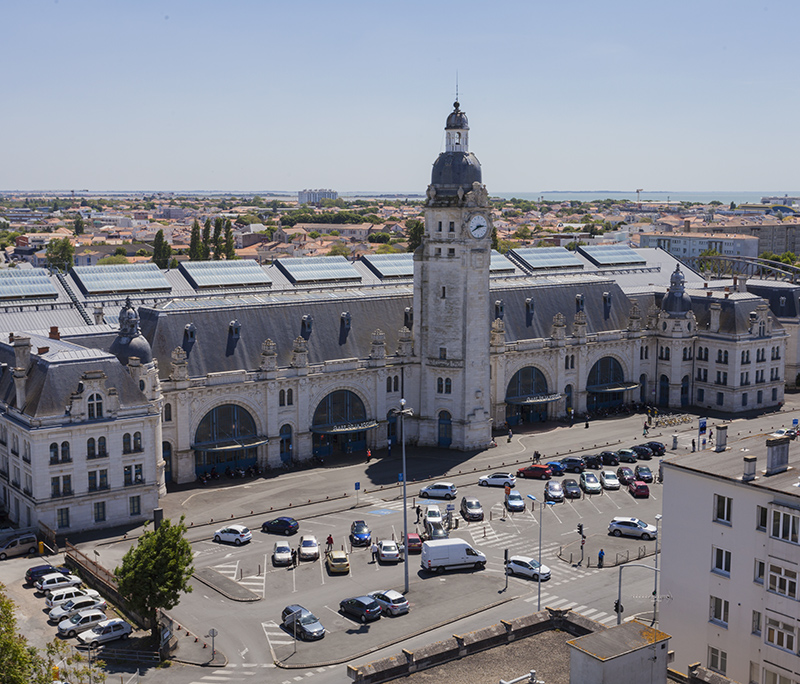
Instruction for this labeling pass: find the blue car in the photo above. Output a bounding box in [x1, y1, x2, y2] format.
[546, 461, 566, 476]
[350, 520, 371, 546]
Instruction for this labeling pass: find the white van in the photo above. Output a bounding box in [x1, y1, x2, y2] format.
[420, 538, 486, 573]
[0, 533, 38, 560]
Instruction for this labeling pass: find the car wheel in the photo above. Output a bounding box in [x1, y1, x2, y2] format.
[445, 494, 454, 500]
[68, 630, 76, 638]
[234, 539, 242, 546]
[641, 533, 651, 541]
[420, 492, 429, 498]
[90, 640, 99, 649]
[479, 480, 488, 486]
[540, 474, 547, 480]
[121, 632, 129, 640]
[613, 530, 622, 537]
[284, 529, 291, 536]
[0, 553, 6, 561]
[27, 547, 37, 555]
[533, 574, 539, 581]
[360, 614, 367, 624]
[213, 535, 221, 543]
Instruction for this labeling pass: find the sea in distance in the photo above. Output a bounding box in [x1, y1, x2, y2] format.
[492, 190, 800, 205]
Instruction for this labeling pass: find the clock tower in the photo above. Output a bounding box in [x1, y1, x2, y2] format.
[412, 101, 493, 449]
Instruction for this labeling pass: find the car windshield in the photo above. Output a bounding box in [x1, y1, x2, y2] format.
[299, 612, 319, 625]
[508, 493, 522, 500]
[550, 483, 562, 490]
[301, 540, 316, 547]
[466, 501, 479, 509]
[237, 528, 250, 535]
[353, 523, 368, 533]
[69, 613, 83, 624]
[276, 545, 290, 553]
[383, 542, 397, 551]
[62, 600, 75, 610]
[585, 474, 598, 482]
[636, 521, 648, 528]
[391, 596, 405, 604]
[638, 467, 651, 474]
[364, 600, 380, 610]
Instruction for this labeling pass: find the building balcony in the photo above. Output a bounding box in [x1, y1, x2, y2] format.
[123, 477, 145, 487]
[50, 457, 72, 465]
[51, 488, 73, 499]
[88, 484, 110, 492]
[87, 452, 108, 460]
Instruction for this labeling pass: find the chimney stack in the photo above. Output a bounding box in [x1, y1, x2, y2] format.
[742, 456, 757, 482]
[49, 326, 60, 340]
[710, 303, 721, 332]
[93, 306, 104, 326]
[765, 436, 790, 476]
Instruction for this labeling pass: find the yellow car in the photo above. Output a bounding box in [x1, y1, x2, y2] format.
[325, 550, 350, 574]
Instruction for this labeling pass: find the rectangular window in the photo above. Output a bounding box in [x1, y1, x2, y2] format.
[742, 393, 748, 406]
[716, 392, 724, 406]
[56, 507, 69, 529]
[766, 617, 796, 653]
[697, 388, 705, 402]
[99, 469, 107, 490]
[763, 669, 794, 684]
[755, 559, 765, 584]
[752, 610, 761, 635]
[713, 494, 732, 524]
[63, 474, 71, 496]
[771, 509, 799, 544]
[51, 476, 60, 498]
[757, 389, 763, 403]
[708, 646, 727, 675]
[437, 221, 442, 232]
[709, 596, 729, 626]
[93, 501, 106, 523]
[772, 387, 778, 401]
[129, 496, 141, 516]
[124, 465, 132, 487]
[88, 471, 97, 492]
[448, 248, 455, 257]
[134, 464, 143, 484]
[712, 547, 731, 576]
[441, 286, 446, 298]
[448, 221, 454, 232]
[768, 563, 798, 599]
[757, 505, 768, 531]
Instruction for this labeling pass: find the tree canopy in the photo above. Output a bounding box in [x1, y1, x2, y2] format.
[405, 218, 424, 252]
[45, 237, 74, 272]
[97, 254, 129, 265]
[152, 229, 172, 269]
[188, 220, 203, 261]
[115, 516, 194, 638]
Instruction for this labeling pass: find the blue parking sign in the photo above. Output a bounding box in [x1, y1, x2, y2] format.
[355, 482, 360, 491]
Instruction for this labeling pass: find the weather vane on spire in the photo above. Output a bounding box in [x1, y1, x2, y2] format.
[455, 72, 459, 106]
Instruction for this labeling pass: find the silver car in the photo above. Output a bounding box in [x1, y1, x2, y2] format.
[418, 482, 457, 500]
[608, 516, 658, 540]
[599, 470, 620, 490]
[368, 589, 409, 616]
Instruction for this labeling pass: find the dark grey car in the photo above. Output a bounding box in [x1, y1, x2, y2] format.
[282, 605, 325, 640]
[460, 496, 484, 521]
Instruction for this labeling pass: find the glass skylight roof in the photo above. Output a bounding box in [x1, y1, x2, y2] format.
[490, 250, 516, 273]
[0, 268, 58, 300]
[361, 253, 414, 278]
[179, 260, 272, 289]
[579, 244, 647, 267]
[72, 263, 171, 295]
[511, 247, 584, 271]
[274, 256, 362, 284]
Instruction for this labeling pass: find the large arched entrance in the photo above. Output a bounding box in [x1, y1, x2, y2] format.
[639, 374, 648, 405]
[681, 375, 690, 407]
[162, 442, 173, 483]
[438, 411, 452, 448]
[659, 375, 670, 406]
[505, 366, 558, 425]
[311, 390, 376, 459]
[279, 424, 293, 464]
[587, 357, 636, 412]
[193, 404, 266, 476]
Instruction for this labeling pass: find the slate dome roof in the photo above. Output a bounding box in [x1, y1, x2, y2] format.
[445, 101, 469, 130]
[662, 266, 692, 315]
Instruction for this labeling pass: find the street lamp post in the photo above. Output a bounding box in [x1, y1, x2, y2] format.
[395, 398, 414, 595]
[527, 495, 555, 611]
[654, 513, 663, 626]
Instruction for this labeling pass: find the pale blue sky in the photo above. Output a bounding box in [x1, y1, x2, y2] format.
[2, 0, 798, 194]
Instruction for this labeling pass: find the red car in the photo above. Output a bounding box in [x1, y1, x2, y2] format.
[403, 532, 422, 553]
[628, 480, 650, 498]
[516, 464, 552, 480]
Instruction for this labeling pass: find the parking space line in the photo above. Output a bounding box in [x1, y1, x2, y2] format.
[319, 555, 325, 585]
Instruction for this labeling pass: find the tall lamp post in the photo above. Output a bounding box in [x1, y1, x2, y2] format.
[527, 494, 555, 611]
[653, 513, 663, 625]
[395, 398, 414, 594]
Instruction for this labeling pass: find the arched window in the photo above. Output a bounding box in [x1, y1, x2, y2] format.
[437, 378, 444, 394]
[682, 348, 688, 361]
[445, 378, 452, 394]
[387, 377, 392, 393]
[312, 390, 367, 430]
[123, 433, 131, 454]
[279, 390, 285, 407]
[564, 385, 573, 412]
[164, 403, 172, 422]
[639, 374, 648, 404]
[723, 351, 728, 364]
[393, 376, 399, 392]
[98, 436, 107, 457]
[133, 432, 142, 452]
[565, 356, 570, 370]
[87, 438, 96, 459]
[60, 441, 70, 462]
[50, 443, 58, 464]
[280, 424, 293, 462]
[87, 393, 103, 420]
[287, 389, 293, 406]
[571, 355, 575, 369]
[438, 410, 452, 447]
[665, 347, 670, 360]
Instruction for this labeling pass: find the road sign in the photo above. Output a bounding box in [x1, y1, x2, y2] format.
[699, 417, 707, 435]
[446, 504, 455, 510]
[398, 473, 404, 482]
[581, 539, 585, 546]
[355, 482, 360, 491]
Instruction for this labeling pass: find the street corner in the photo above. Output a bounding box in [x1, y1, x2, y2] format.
[557, 534, 656, 568]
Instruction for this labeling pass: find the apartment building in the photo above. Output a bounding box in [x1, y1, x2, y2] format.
[640, 232, 759, 259]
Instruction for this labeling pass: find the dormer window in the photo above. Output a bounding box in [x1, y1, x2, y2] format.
[301, 314, 313, 338]
[87, 393, 103, 420]
[340, 312, 351, 331]
[229, 320, 241, 339]
[576, 294, 585, 313]
[494, 300, 505, 320]
[404, 307, 413, 329]
[184, 323, 196, 341]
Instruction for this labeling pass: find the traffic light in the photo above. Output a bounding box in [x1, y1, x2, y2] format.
[504, 548, 509, 565]
[614, 600, 623, 614]
[577, 523, 584, 536]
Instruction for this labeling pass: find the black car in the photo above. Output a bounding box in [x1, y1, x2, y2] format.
[560, 457, 585, 474]
[616, 466, 635, 485]
[262, 517, 299, 535]
[562, 478, 581, 499]
[25, 564, 70, 586]
[582, 454, 602, 470]
[339, 596, 382, 623]
[282, 605, 325, 640]
[644, 441, 666, 456]
[630, 445, 654, 460]
[599, 451, 620, 466]
[635, 465, 654, 483]
[617, 448, 638, 463]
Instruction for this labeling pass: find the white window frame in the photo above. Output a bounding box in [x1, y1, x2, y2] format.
[771, 509, 799, 545]
[755, 559, 765, 584]
[709, 595, 729, 627]
[713, 494, 732, 524]
[712, 546, 731, 576]
[708, 645, 727, 675]
[766, 617, 796, 653]
[757, 505, 768, 532]
[767, 563, 798, 599]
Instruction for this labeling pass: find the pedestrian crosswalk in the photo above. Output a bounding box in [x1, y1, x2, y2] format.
[262, 620, 293, 646]
[184, 662, 340, 684]
[211, 561, 265, 598]
[522, 592, 621, 625]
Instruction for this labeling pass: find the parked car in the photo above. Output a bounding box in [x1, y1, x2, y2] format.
[608, 516, 658, 540]
[298, 536, 319, 561]
[546, 460, 566, 476]
[282, 605, 325, 640]
[599, 451, 620, 466]
[516, 464, 552, 480]
[506, 556, 551, 581]
[272, 542, 292, 566]
[49, 595, 107, 623]
[350, 520, 371, 546]
[629, 480, 650, 498]
[213, 524, 252, 546]
[35, 573, 82, 594]
[560, 457, 585, 474]
[771, 428, 791, 439]
[599, 470, 620, 490]
[76, 618, 133, 648]
[339, 596, 382, 623]
[424, 505, 443, 524]
[262, 516, 299, 536]
[504, 490, 526, 512]
[616, 448, 638, 463]
[402, 532, 423, 553]
[616, 466, 635, 485]
[562, 479, 581, 499]
[544, 480, 564, 503]
[419, 482, 457, 499]
[57, 608, 107, 638]
[460, 496, 484, 521]
[420, 538, 486, 572]
[46, 587, 100, 610]
[582, 454, 602, 470]
[368, 589, 409, 616]
[579, 472, 602, 494]
[634, 465, 654, 483]
[377, 540, 401, 563]
[478, 472, 516, 487]
[786, 428, 799, 440]
[424, 520, 449, 540]
[630, 445, 654, 460]
[644, 441, 666, 456]
[0, 533, 38, 560]
[325, 550, 350, 574]
[26, 564, 70, 586]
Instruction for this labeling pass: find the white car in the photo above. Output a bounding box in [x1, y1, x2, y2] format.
[368, 589, 409, 616]
[377, 540, 401, 563]
[272, 541, 292, 566]
[506, 555, 551, 581]
[213, 524, 252, 546]
[57, 608, 107, 638]
[77, 618, 133, 648]
[608, 516, 658, 540]
[35, 573, 82, 593]
[599, 471, 620, 490]
[45, 587, 100, 610]
[48, 595, 107, 623]
[424, 505, 442, 524]
[298, 536, 319, 561]
[479, 472, 517, 488]
[418, 482, 457, 500]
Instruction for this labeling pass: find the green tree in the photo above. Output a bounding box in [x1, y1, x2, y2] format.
[329, 243, 350, 257]
[188, 220, 203, 261]
[513, 225, 531, 239]
[202, 219, 212, 260]
[97, 255, 129, 265]
[730, 201, 737, 210]
[0, 582, 44, 684]
[213, 218, 224, 259]
[115, 517, 194, 639]
[405, 218, 424, 252]
[115, 246, 128, 256]
[73, 215, 85, 235]
[492, 226, 499, 251]
[169, 257, 179, 269]
[367, 232, 390, 243]
[224, 220, 236, 259]
[152, 229, 172, 269]
[45, 237, 75, 272]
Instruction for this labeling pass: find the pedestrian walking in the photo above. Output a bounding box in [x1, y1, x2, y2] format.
[584, 417, 589, 429]
[326, 534, 334, 552]
[691, 438, 696, 452]
[371, 541, 378, 563]
[366, 448, 372, 462]
[507, 429, 513, 443]
[415, 505, 422, 524]
[291, 549, 297, 568]
[533, 450, 540, 464]
[709, 429, 714, 443]
[598, 549, 605, 568]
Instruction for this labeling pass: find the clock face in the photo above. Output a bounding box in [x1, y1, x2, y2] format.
[468, 214, 488, 239]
